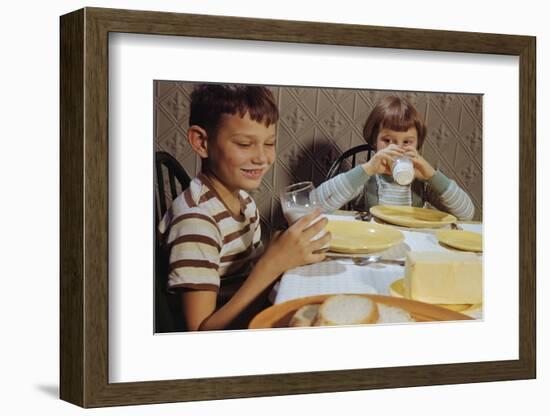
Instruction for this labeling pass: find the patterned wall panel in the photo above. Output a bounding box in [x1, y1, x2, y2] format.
[154, 81, 483, 241]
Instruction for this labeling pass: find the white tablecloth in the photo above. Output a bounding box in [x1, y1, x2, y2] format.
[270, 213, 483, 318]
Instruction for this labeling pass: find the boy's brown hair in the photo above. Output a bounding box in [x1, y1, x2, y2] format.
[363, 95, 427, 149]
[189, 83, 279, 139]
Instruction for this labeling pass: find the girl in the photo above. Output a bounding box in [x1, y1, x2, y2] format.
[314, 95, 475, 220]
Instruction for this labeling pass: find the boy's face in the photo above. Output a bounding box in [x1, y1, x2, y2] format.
[206, 112, 276, 192]
[375, 126, 418, 150]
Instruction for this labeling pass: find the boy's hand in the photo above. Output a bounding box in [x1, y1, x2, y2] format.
[362, 144, 405, 176]
[261, 209, 331, 276]
[402, 145, 436, 181]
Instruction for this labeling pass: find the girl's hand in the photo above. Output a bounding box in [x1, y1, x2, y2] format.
[402, 145, 436, 181]
[260, 209, 331, 276]
[362, 144, 405, 176]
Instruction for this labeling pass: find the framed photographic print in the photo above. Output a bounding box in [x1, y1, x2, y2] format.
[60, 7, 536, 408]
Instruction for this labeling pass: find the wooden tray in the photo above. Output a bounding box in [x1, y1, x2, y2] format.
[249, 294, 473, 329]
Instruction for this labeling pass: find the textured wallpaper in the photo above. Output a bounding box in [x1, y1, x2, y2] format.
[154, 81, 483, 240]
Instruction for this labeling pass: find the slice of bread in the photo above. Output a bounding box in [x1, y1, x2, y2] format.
[314, 295, 379, 326]
[376, 303, 413, 323]
[289, 304, 320, 327]
[288, 295, 415, 328]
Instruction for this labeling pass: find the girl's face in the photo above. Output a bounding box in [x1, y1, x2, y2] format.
[375, 126, 418, 150]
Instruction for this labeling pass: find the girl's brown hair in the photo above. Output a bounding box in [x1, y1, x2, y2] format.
[363, 95, 427, 149]
[189, 83, 279, 140]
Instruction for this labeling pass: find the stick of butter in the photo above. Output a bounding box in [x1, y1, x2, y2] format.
[404, 251, 482, 304]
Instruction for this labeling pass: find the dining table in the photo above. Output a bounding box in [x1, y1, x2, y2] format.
[268, 210, 483, 319]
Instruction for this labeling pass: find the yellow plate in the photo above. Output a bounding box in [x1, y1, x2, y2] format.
[249, 294, 472, 329]
[436, 230, 483, 252]
[370, 205, 457, 228]
[325, 220, 404, 254]
[389, 278, 481, 314]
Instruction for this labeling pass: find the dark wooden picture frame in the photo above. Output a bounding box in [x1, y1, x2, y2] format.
[60, 7, 536, 408]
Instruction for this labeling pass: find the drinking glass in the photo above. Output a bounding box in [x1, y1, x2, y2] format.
[280, 181, 328, 244]
[280, 181, 319, 225]
[392, 157, 414, 185]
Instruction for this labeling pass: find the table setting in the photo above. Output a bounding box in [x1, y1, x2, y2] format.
[254, 181, 483, 329]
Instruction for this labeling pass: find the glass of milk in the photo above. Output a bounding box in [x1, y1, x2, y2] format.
[280, 181, 328, 245]
[392, 157, 415, 185]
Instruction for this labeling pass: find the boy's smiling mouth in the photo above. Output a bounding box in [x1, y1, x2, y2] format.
[241, 168, 265, 179]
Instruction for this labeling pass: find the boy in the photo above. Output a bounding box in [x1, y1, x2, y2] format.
[158, 84, 330, 331]
[313, 95, 475, 220]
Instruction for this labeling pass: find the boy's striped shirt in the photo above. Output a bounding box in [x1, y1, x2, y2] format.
[158, 173, 263, 298]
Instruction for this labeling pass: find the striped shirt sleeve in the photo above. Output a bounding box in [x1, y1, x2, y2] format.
[165, 210, 223, 293]
[313, 165, 370, 212]
[425, 171, 475, 220]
